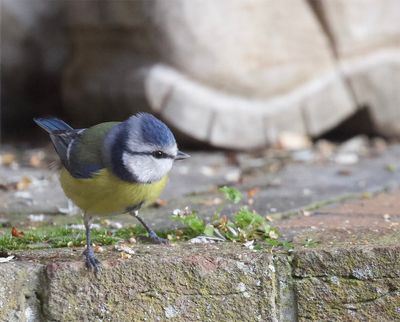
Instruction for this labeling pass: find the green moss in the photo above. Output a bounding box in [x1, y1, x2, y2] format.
[38, 244, 271, 321]
[297, 276, 400, 321]
[0, 226, 156, 251]
[1, 186, 292, 252]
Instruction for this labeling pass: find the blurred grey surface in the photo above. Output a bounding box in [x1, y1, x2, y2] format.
[1, 0, 400, 148]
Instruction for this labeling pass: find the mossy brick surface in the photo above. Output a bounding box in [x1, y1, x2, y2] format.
[1, 243, 400, 321]
[293, 245, 400, 321]
[0, 244, 294, 322]
[0, 263, 43, 322]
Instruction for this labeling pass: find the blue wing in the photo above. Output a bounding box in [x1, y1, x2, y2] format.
[34, 117, 102, 178]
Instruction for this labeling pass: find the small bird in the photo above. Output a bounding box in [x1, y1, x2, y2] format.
[34, 113, 189, 271]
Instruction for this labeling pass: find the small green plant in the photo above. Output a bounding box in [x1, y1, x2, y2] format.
[172, 186, 292, 250]
[385, 163, 397, 173]
[303, 238, 319, 248]
[173, 211, 206, 236]
[219, 186, 243, 204]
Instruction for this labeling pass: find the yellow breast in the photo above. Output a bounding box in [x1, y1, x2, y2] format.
[60, 168, 168, 215]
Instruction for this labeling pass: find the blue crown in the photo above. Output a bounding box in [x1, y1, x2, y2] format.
[136, 113, 176, 146]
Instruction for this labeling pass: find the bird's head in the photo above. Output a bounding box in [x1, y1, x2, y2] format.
[104, 113, 189, 183]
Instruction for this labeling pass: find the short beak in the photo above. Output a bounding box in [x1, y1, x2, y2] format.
[175, 151, 190, 160]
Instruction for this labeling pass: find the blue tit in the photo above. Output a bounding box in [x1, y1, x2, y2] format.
[34, 113, 189, 271]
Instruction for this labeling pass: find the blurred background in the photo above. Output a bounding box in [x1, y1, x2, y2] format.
[1, 0, 400, 149]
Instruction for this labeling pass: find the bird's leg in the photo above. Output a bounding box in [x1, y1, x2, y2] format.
[83, 215, 101, 272]
[131, 210, 169, 244]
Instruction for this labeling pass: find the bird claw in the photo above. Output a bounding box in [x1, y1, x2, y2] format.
[83, 247, 101, 272]
[148, 231, 169, 245]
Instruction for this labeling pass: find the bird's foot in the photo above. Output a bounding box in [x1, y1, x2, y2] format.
[148, 231, 169, 245]
[83, 247, 101, 272]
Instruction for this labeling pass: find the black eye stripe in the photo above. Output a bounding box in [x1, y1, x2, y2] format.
[126, 149, 174, 159]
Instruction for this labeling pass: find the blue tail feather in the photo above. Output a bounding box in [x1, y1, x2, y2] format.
[34, 117, 73, 133]
[34, 117, 77, 172]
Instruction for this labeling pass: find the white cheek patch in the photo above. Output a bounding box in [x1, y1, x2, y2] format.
[122, 153, 173, 183]
[156, 158, 174, 178]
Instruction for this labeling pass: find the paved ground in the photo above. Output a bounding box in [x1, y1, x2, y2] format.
[0, 140, 399, 245]
[280, 191, 400, 245]
[1, 139, 400, 224]
[0, 139, 399, 321]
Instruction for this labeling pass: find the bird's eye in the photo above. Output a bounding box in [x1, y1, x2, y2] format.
[152, 151, 165, 159]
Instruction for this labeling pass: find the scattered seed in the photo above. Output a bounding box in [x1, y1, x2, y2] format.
[334, 153, 359, 165]
[14, 191, 32, 199]
[0, 153, 16, 166]
[120, 252, 131, 259]
[29, 152, 45, 168]
[200, 166, 215, 176]
[94, 245, 104, 253]
[189, 236, 225, 244]
[0, 255, 14, 263]
[28, 214, 46, 222]
[247, 187, 260, 199]
[269, 230, 279, 239]
[114, 244, 135, 255]
[243, 240, 254, 250]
